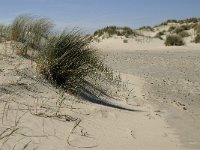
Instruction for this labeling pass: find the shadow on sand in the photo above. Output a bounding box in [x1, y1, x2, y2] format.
[79, 81, 141, 112]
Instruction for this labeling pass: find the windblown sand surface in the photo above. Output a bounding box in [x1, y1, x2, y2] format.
[0, 39, 200, 150]
[95, 37, 200, 149]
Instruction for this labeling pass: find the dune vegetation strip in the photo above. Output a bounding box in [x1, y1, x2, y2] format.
[92, 18, 200, 47]
[0, 14, 120, 96]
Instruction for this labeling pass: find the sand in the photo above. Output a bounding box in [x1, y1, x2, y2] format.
[0, 37, 199, 150]
[93, 35, 200, 52]
[94, 36, 200, 149]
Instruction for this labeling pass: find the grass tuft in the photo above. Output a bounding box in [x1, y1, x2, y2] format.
[194, 34, 200, 43]
[93, 26, 138, 38]
[10, 15, 53, 56]
[165, 35, 185, 46]
[37, 30, 115, 94]
[178, 31, 190, 38]
[0, 24, 11, 42]
[154, 31, 165, 40]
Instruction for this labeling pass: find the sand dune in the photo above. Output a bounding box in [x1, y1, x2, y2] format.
[1, 20, 200, 149]
[93, 35, 200, 52]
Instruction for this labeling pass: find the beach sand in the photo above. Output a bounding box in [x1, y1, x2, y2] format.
[95, 36, 200, 149]
[0, 38, 199, 150]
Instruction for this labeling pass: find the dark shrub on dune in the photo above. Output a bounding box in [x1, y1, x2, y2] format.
[194, 25, 200, 34]
[154, 31, 165, 40]
[138, 26, 154, 31]
[94, 26, 137, 37]
[194, 25, 200, 43]
[168, 26, 176, 32]
[194, 34, 200, 43]
[165, 35, 185, 46]
[173, 27, 185, 34]
[178, 31, 190, 38]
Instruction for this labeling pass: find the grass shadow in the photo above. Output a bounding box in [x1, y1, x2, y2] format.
[79, 80, 141, 112]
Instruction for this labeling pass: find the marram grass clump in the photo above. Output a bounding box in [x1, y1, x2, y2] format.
[10, 15, 53, 56]
[0, 24, 11, 42]
[37, 31, 116, 94]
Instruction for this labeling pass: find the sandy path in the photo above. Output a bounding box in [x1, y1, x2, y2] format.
[103, 49, 200, 149]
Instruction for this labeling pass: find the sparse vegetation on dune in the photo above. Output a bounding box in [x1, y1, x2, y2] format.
[165, 35, 185, 46]
[159, 18, 200, 26]
[194, 25, 200, 34]
[138, 26, 154, 31]
[0, 24, 11, 42]
[168, 25, 191, 34]
[10, 15, 54, 56]
[194, 34, 200, 43]
[154, 31, 165, 40]
[178, 31, 190, 38]
[92, 18, 200, 44]
[173, 26, 186, 34]
[0, 15, 119, 97]
[93, 26, 138, 38]
[194, 25, 200, 43]
[123, 39, 128, 43]
[168, 26, 176, 32]
[0, 24, 5, 42]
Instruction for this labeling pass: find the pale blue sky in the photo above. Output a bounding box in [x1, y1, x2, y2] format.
[0, 0, 199, 33]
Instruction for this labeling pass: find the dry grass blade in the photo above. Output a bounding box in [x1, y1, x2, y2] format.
[67, 119, 98, 148]
[0, 128, 19, 140]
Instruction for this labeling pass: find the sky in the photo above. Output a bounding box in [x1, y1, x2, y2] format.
[0, 0, 199, 33]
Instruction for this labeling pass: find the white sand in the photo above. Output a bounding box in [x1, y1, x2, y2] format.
[94, 36, 200, 149]
[1, 38, 199, 150]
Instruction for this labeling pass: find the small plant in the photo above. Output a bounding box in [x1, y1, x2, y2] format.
[180, 25, 191, 30]
[194, 25, 200, 35]
[138, 26, 154, 31]
[168, 26, 176, 32]
[194, 34, 200, 43]
[154, 31, 165, 40]
[160, 22, 168, 26]
[0, 24, 9, 42]
[178, 31, 190, 38]
[165, 35, 185, 46]
[194, 25, 200, 43]
[173, 27, 185, 34]
[122, 27, 137, 37]
[123, 39, 128, 43]
[166, 19, 178, 23]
